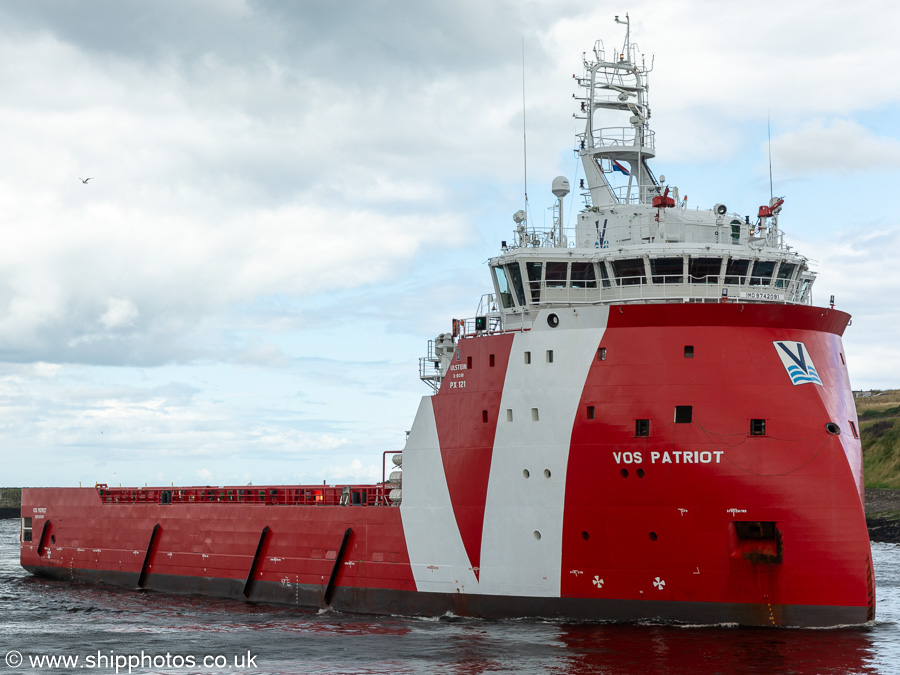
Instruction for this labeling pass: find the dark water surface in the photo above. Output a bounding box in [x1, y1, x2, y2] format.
[1, 519, 898, 674]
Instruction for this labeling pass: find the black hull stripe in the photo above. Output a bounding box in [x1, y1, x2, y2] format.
[24, 565, 869, 628]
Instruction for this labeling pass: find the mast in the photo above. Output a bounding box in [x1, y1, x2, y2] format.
[577, 13, 656, 208]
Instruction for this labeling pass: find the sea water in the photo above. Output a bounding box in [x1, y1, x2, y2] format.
[1, 518, 898, 674]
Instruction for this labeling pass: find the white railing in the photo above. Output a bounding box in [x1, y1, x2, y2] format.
[592, 126, 655, 153]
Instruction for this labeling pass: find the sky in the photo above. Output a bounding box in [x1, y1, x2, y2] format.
[1, 0, 899, 488]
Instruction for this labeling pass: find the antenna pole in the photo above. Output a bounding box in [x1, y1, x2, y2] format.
[767, 112, 774, 201]
[522, 38, 529, 222]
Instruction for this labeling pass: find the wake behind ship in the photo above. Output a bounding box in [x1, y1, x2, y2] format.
[20, 16, 873, 627]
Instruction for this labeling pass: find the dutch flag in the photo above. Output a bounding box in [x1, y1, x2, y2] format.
[612, 160, 629, 175]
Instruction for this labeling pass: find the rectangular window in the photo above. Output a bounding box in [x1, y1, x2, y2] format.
[635, 419, 650, 437]
[612, 258, 646, 286]
[546, 349, 554, 363]
[724, 258, 750, 285]
[650, 257, 684, 284]
[598, 347, 607, 361]
[532, 408, 540, 422]
[749, 260, 776, 286]
[482, 410, 488, 424]
[507, 409, 513, 422]
[675, 406, 693, 423]
[598, 262, 612, 288]
[849, 421, 858, 439]
[467, 356, 473, 369]
[689, 257, 722, 284]
[524, 351, 531, 364]
[22, 517, 32, 543]
[526, 262, 543, 303]
[587, 406, 595, 420]
[506, 263, 527, 306]
[570, 262, 597, 288]
[775, 262, 796, 289]
[684, 345, 694, 358]
[492, 266, 514, 308]
[489, 354, 495, 367]
[750, 419, 766, 436]
[545, 262, 568, 288]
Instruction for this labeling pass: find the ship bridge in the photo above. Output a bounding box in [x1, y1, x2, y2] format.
[481, 12, 814, 332]
[419, 14, 817, 389]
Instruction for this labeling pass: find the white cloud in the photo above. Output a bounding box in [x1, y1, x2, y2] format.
[100, 298, 140, 330]
[772, 119, 900, 175]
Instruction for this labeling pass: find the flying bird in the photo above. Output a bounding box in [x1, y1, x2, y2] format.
[79, 177, 93, 184]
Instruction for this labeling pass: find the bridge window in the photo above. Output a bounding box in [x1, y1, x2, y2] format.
[546, 262, 568, 288]
[612, 258, 646, 286]
[506, 263, 527, 306]
[690, 257, 722, 284]
[724, 258, 750, 285]
[650, 257, 684, 284]
[492, 266, 514, 308]
[598, 262, 612, 288]
[526, 262, 543, 302]
[775, 263, 795, 288]
[749, 260, 776, 286]
[570, 262, 597, 288]
[750, 419, 766, 436]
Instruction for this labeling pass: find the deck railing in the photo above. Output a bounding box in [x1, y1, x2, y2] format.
[95, 484, 389, 507]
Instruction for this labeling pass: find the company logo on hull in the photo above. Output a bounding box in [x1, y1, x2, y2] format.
[774, 341, 823, 386]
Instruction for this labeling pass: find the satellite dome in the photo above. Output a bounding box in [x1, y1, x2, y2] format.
[551, 176, 570, 198]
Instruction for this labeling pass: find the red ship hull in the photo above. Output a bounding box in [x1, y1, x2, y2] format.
[20, 304, 874, 627]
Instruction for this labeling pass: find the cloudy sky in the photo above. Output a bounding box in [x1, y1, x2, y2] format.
[1, 0, 898, 488]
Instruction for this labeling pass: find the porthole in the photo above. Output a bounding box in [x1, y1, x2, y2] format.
[543, 469, 551, 479]
[533, 530, 542, 540]
[637, 468, 645, 478]
[620, 468, 629, 478]
[581, 531, 590, 541]
[826, 422, 841, 435]
[523, 469, 530, 479]
[547, 313, 560, 328]
[649, 531, 658, 541]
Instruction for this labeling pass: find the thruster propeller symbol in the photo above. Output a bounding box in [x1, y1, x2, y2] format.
[593, 575, 604, 589]
[653, 577, 666, 590]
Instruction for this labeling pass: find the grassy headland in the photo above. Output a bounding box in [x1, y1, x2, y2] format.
[857, 390, 900, 490]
